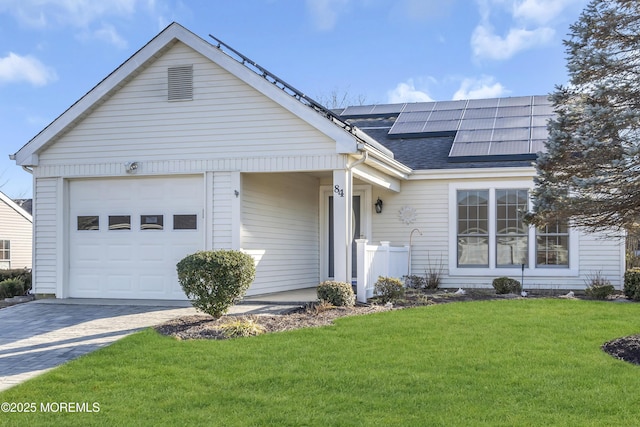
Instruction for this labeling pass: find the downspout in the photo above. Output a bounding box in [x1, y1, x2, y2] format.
[347, 151, 368, 170]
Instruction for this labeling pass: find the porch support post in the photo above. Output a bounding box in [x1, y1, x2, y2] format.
[356, 239, 368, 303]
[332, 169, 353, 283]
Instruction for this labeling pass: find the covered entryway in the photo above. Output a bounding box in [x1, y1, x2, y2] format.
[68, 176, 204, 299]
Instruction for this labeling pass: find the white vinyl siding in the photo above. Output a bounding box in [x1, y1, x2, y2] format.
[241, 173, 320, 295]
[37, 42, 338, 166]
[0, 201, 32, 270]
[33, 178, 58, 294]
[212, 171, 233, 250]
[370, 177, 624, 289]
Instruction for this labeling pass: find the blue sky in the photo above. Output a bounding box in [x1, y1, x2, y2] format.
[0, 0, 588, 199]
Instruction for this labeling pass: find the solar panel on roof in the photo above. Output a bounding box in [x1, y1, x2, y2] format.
[489, 140, 530, 155]
[531, 115, 552, 126]
[422, 120, 460, 133]
[495, 106, 531, 117]
[340, 105, 376, 116]
[532, 104, 555, 115]
[531, 127, 548, 140]
[462, 107, 497, 119]
[458, 118, 495, 130]
[466, 98, 499, 108]
[533, 95, 551, 105]
[389, 121, 425, 134]
[396, 111, 431, 122]
[494, 116, 530, 128]
[402, 102, 436, 112]
[492, 128, 530, 140]
[428, 109, 464, 121]
[431, 100, 467, 110]
[449, 141, 491, 156]
[455, 129, 493, 143]
[531, 140, 548, 153]
[371, 104, 404, 115]
[497, 96, 532, 107]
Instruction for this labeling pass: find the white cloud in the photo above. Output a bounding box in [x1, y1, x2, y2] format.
[513, 0, 582, 25]
[453, 76, 509, 100]
[471, 23, 554, 61]
[387, 79, 434, 103]
[306, 0, 349, 31]
[0, 52, 57, 86]
[93, 23, 128, 49]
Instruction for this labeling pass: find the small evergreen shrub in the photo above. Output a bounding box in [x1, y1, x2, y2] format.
[219, 319, 265, 338]
[624, 268, 640, 301]
[176, 250, 256, 318]
[0, 269, 31, 294]
[0, 278, 25, 299]
[404, 275, 426, 289]
[374, 276, 405, 303]
[584, 271, 615, 300]
[317, 281, 355, 307]
[492, 277, 522, 294]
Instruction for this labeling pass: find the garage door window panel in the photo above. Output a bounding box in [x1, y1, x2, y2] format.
[77, 216, 99, 231]
[141, 215, 164, 230]
[173, 214, 197, 230]
[109, 215, 131, 230]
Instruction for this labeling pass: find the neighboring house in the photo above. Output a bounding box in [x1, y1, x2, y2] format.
[10, 23, 624, 300]
[0, 192, 32, 270]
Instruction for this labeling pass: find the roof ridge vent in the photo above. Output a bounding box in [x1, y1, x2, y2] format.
[168, 65, 193, 101]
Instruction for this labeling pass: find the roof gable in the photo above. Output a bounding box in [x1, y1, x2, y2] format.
[0, 191, 32, 223]
[13, 22, 365, 166]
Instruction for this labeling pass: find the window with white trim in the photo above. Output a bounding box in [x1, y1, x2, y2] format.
[455, 187, 570, 270]
[0, 240, 9, 261]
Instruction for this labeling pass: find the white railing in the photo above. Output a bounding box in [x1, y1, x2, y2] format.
[356, 239, 410, 303]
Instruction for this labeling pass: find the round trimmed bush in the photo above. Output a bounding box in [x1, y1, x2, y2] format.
[374, 276, 405, 303]
[176, 250, 256, 318]
[317, 281, 355, 307]
[492, 277, 522, 294]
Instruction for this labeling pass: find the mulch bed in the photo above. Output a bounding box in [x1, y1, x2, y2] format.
[154, 289, 640, 366]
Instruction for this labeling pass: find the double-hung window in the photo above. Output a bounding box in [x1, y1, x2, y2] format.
[455, 186, 570, 271]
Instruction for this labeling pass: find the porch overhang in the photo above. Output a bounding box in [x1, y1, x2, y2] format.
[348, 145, 412, 192]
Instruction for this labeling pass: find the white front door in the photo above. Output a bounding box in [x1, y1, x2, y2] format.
[68, 176, 204, 299]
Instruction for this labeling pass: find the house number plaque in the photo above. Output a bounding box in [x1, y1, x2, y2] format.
[334, 185, 345, 197]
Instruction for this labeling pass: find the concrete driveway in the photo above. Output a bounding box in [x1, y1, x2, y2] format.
[0, 294, 311, 393]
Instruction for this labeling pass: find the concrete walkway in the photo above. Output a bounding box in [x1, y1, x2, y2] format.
[0, 288, 317, 393]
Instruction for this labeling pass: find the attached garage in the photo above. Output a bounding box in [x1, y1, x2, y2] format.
[68, 176, 203, 299]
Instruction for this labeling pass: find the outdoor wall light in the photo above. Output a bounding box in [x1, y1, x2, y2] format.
[125, 161, 138, 174]
[375, 197, 383, 214]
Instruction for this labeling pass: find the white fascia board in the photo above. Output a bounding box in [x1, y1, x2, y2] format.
[352, 163, 401, 192]
[0, 191, 32, 222]
[409, 166, 536, 181]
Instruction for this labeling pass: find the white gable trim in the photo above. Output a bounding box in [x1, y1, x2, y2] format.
[0, 191, 32, 222]
[13, 22, 360, 166]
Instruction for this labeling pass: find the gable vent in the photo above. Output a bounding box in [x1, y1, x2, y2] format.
[168, 65, 193, 101]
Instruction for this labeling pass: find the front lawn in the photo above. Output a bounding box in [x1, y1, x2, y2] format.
[2, 299, 640, 426]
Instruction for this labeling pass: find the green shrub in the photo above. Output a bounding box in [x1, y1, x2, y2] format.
[624, 268, 640, 301]
[584, 271, 615, 300]
[317, 281, 355, 307]
[219, 319, 265, 338]
[176, 250, 256, 318]
[374, 276, 405, 303]
[492, 277, 522, 294]
[404, 275, 426, 289]
[0, 269, 31, 293]
[0, 278, 25, 299]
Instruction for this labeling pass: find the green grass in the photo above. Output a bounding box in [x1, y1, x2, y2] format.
[2, 299, 640, 426]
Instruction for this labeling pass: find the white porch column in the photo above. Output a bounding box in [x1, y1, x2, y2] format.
[332, 169, 353, 283]
[356, 239, 368, 303]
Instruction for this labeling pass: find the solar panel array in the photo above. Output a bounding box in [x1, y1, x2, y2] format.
[340, 95, 554, 158]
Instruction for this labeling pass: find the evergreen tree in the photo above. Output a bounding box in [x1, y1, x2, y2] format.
[530, 0, 640, 232]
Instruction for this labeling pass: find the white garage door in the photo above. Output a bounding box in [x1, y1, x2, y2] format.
[69, 176, 204, 299]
